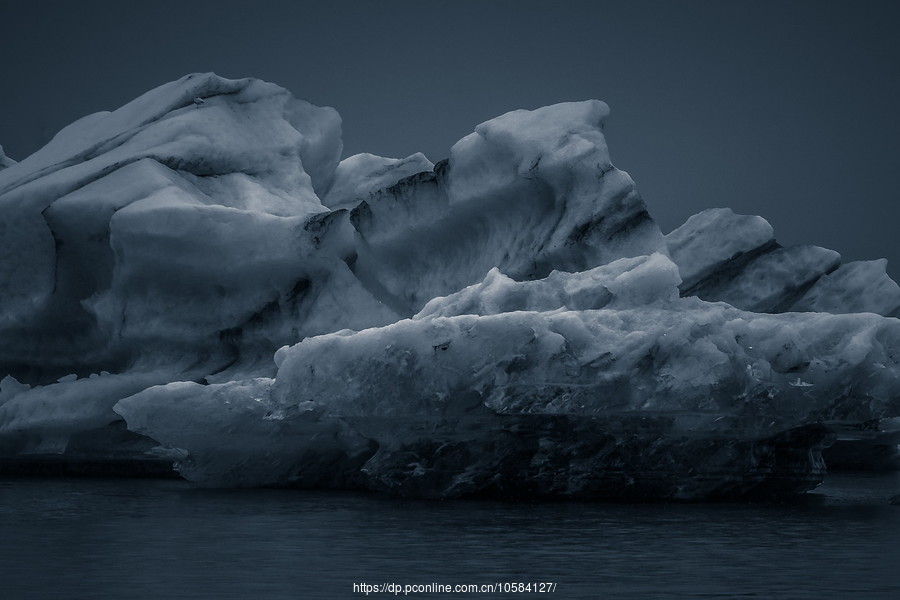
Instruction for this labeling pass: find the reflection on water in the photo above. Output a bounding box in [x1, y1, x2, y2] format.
[1, 473, 898, 599]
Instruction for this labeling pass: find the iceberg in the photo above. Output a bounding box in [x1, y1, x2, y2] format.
[2, 73, 899, 499]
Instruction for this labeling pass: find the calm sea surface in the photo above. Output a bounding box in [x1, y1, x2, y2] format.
[1, 473, 898, 599]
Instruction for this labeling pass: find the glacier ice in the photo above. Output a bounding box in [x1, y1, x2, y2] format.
[2, 73, 899, 499]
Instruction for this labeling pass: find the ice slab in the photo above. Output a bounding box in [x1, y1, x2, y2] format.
[116, 257, 900, 497]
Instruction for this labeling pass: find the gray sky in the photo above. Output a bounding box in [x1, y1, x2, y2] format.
[2, 0, 898, 278]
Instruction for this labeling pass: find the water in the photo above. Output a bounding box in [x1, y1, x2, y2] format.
[1, 474, 898, 599]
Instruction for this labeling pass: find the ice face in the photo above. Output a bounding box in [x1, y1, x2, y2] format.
[113, 378, 377, 489]
[349, 100, 666, 315]
[414, 253, 681, 319]
[0, 74, 396, 465]
[665, 208, 775, 291]
[322, 152, 434, 211]
[0, 74, 353, 383]
[667, 207, 900, 317]
[792, 259, 900, 317]
[0, 368, 191, 457]
[2, 74, 899, 498]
